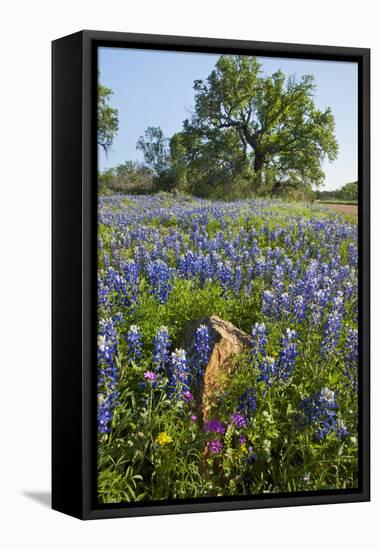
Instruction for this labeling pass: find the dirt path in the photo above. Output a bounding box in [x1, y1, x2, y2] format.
[320, 203, 358, 216]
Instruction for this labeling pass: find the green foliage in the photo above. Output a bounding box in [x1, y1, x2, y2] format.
[97, 195, 358, 502]
[97, 56, 341, 201]
[142, 55, 338, 198]
[98, 161, 154, 194]
[97, 79, 119, 155]
[137, 126, 171, 179]
[315, 181, 358, 203]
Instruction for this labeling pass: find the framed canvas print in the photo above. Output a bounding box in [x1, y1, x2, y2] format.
[52, 30, 370, 519]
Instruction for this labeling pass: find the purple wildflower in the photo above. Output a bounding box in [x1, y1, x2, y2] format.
[183, 390, 194, 401]
[231, 413, 248, 428]
[208, 439, 223, 454]
[144, 371, 157, 382]
[204, 419, 226, 435]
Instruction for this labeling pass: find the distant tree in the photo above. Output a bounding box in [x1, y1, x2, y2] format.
[174, 55, 338, 194]
[136, 126, 170, 177]
[98, 161, 154, 194]
[97, 81, 119, 155]
[114, 160, 150, 177]
[338, 181, 358, 201]
[170, 121, 252, 196]
[315, 181, 358, 202]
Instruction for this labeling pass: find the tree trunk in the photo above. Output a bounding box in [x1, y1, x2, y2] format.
[253, 152, 264, 172]
[253, 153, 264, 187]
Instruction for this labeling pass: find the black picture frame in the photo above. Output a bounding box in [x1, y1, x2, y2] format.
[52, 30, 370, 520]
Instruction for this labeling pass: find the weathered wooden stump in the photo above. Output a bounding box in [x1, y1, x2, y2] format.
[182, 315, 250, 421]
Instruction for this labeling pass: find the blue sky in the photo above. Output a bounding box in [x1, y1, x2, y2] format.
[98, 47, 358, 191]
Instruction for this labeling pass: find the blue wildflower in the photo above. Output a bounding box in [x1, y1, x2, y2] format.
[126, 324, 142, 361]
[147, 259, 173, 303]
[300, 387, 339, 440]
[194, 324, 211, 382]
[167, 348, 190, 399]
[153, 326, 171, 371]
[237, 387, 257, 416]
[343, 327, 358, 392]
[262, 290, 276, 318]
[278, 328, 297, 381]
[251, 322, 268, 357]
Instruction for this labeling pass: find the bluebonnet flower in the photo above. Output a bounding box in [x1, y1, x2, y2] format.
[98, 317, 118, 390]
[98, 394, 113, 433]
[194, 324, 211, 381]
[146, 259, 173, 303]
[234, 265, 242, 294]
[254, 255, 266, 276]
[258, 328, 297, 386]
[167, 348, 190, 399]
[266, 328, 297, 385]
[348, 243, 358, 266]
[284, 234, 292, 247]
[97, 391, 119, 434]
[272, 265, 285, 294]
[300, 387, 339, 440]
[343, 327, 358, 392]
[321, 309, 343, 357]
[337, 424, 350, 440]
[97, 275, 108, 306]
[126, 324, 142, 361]
[123, 259, 139, 307]
[98, 318, 117, 365]
[262, 290, 276, 318]
[153, 326, 171, 371]
[257, 356, 276, 386]
[105, 267, 127, 306]
[293, 295, 306, 322]
[217, 260, 233, 293]
[246, 445, 257, 463]
[237, 387, 257, 416]
[251, 322, 268, 357]
[280, 292, 291, 317]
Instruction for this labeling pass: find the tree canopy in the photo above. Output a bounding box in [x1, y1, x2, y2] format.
[153, 55, 339, 197]
[97, 81, 119, 155]
[315, 181, 358, 202]
[136, 126, 170, 177]
[105, 55, 342, 198]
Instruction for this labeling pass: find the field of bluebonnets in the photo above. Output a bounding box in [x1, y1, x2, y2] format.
[97, 192, 358, 503]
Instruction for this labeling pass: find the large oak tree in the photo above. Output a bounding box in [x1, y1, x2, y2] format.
[174, 55, 338, 193]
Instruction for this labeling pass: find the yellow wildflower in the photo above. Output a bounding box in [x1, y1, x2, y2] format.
[240, 443, 248, 455]
[156, 432, 173, 446]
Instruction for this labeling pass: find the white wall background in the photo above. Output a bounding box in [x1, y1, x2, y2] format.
[0, 1, 376, 548]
